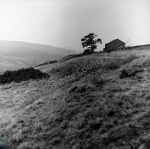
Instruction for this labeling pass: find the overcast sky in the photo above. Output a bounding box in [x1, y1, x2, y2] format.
[0, 0, 149, 51]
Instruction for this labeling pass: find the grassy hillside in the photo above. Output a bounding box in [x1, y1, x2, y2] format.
[1, 45, 150, 149]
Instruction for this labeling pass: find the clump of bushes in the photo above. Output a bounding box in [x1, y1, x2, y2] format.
[0, 67, 49, 84]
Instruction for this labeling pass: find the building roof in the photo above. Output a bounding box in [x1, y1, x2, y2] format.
[106, 39, 125, 45]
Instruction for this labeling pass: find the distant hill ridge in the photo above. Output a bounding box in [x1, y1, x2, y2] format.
[0, 40, 76, 72]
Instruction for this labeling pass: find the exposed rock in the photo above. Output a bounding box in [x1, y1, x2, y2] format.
[68, 86, 87, 94]
[120, 66, 143, 78]
[139, 134, 150, 148]
[107, 125, 139, 142]
[108, 126, 132, 141]
[138, 144, 145, 149]
[143, 59, 150, 67]
[145, 96, 150, 101]
[68, 85, 95, 94]
[68, 86, 78, 93]
[76, 86, 87, 93]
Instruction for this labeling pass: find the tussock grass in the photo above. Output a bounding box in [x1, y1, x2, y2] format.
[121, 54, 139, 65]
[102, 54, 138, 70]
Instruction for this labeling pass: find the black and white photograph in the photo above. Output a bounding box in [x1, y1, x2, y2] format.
[0, 0, 150, 148]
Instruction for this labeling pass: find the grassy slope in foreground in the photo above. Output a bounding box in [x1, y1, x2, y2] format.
[1, 46, 150, 149]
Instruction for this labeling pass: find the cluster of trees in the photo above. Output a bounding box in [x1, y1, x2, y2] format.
[0, 67, 49, 84]
[81, 33, 102, 55]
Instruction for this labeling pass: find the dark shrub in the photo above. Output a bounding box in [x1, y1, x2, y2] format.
[83, 49, 93, 55]
[0, 67, 49, 84]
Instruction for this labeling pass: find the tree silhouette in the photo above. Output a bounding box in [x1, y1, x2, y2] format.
[81, 33, 102, 54]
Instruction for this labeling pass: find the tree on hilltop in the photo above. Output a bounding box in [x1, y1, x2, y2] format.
[81, 33, 102, 54]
